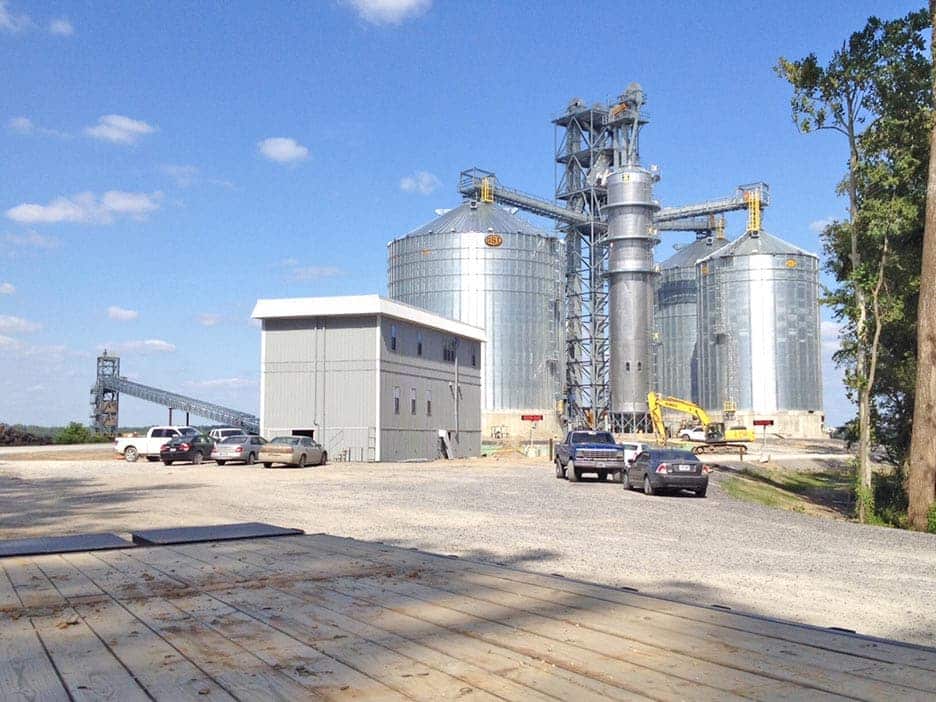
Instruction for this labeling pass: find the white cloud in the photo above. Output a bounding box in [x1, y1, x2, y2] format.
[0, 1, 31, 32]
[3, 230, 61, 249]
[6, 116, 68, 138]
[48, 18, 72, 35]
[346, 0, 431, 24]
[291, 265, 344, 281]
[258, 137, 309, 164]
[198, 313, 221, 327]
[821, 319, 842, 352]
[85, 114, 156, 144]
[400, 170, 441, 195]
[809, 217, 836, 234]
[0, 282, 14, 295]
[7, 116, 32, 133]
[107, 305, 139, 321]
[185, 377, 257, 390]
[161, 164, 199, 187]
[104, 339, 176, 354]
[5, 190, 162, 224]
[0, 315, 41, 334]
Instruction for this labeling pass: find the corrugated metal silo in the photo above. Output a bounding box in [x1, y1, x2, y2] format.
[696, 231, 823, 436]
[655, 235, 730, 403]
[387, 200, 564, 438]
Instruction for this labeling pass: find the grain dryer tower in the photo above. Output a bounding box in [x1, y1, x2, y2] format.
[387, 200, 564, 439]
[696, 231, 823, 437]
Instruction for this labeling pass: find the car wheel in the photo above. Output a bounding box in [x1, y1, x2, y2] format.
[263, 462, 273, 468]
[597, 470, 608, 481]
[622, 470, 632, 490]
[215, 460, 226, 466]
[192, 451, 203, 465]
[643, 475, 655, 496]
[246, 452, 256, 465]
[163, 460, 172, 466]
[124, 446, 139, 462]
[319, 451, 327, 466]
[554, 459, 565, 479]
[567, 459, 579, 482]
[695, 486, 707, 498]
[297, 454, 306, 468]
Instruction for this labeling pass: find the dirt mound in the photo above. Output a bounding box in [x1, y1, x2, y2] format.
[0, 424, 48, 446]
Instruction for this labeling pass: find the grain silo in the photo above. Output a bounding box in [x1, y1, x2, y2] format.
[696, 231, 824, 437]
[387, 200, 564, 440]
[655, 234, 731, 403]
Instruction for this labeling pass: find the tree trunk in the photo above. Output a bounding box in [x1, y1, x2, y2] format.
[847, 121, 873, 522]
[907, 2, 936, 531]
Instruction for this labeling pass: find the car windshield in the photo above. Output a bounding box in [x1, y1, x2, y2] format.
[221, 435, 247, 444]
[656, 450, 697, 462]
[571, 432, 615, 444]
[180, 427, 199, 436]
[271, 437, 300, 445]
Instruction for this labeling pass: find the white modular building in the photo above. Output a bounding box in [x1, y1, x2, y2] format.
[252, 295, 485, 461]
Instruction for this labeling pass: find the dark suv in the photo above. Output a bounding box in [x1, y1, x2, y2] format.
[159, 433, 214, 465]
[623, 448, 709, 497]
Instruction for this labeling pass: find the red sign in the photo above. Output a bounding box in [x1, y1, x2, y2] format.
[753, 419, 774, 427]
[521, 414, 544, 422]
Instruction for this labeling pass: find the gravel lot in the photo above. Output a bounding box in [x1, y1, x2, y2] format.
[1, 454, 934, 647]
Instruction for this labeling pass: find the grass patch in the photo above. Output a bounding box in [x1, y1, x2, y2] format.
[722, 466, 853, 518]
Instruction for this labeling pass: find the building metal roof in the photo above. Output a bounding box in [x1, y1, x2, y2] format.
[659, 236, 732, 270]
[696, 231, 817, 263]
[392, 200, 550, 242]
[251, 294, 486, 342]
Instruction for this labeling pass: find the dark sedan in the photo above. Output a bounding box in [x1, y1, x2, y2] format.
[622, 448, 710, 497]
[160, 433, 214, 465]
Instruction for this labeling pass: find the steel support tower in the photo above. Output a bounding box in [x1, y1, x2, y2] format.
[90, 352, 120, 436]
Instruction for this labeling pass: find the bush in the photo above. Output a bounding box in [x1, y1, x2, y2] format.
[927, 503, 936, 534]
[55, 422, 95, 444]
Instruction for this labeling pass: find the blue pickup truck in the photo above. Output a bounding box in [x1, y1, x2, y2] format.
[555, 430, 641, 482]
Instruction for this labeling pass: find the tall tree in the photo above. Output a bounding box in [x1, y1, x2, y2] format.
[907, 2, 936, 532]
[777, 8, 931, 523]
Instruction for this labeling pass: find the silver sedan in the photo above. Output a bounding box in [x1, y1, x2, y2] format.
[211, 435, 267, 465]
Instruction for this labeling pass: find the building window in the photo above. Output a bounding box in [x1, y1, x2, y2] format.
[426, 389, 432, 416]
[393, 386, 400, 415]
[417, 331, 423, 356]
[471, 349, 476, 367]
[390, 324, 397, 351]
[443, 338, 456, 362]
[626, 361, 631, 372]
[410, 387, 417, 415]
[637, 361, 642, 371]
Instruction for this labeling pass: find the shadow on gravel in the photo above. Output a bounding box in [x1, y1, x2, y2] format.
[0, 474, 205, 538]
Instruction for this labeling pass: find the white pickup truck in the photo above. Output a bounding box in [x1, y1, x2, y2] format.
[114, 426, 199, 462]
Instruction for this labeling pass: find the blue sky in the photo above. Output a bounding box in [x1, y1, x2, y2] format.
[0, 0, 918, 428]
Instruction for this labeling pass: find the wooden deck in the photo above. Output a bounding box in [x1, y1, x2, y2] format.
[1, 534, 934, 701]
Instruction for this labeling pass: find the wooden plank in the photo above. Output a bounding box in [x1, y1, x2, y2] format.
[168, 541, 635, 702]
[305, 533, 936, 671]
[3, 558, 66, 609]
[70, 549, 191, 601]
[66, 551, 396, 701]
[0, 563, 22, 610]
[31, 607, 149, 700]
[287, 537, 936, 699]
[219, 541, 748, 701]
[0, 613, 69, 701]
[33, 554, 108, 601]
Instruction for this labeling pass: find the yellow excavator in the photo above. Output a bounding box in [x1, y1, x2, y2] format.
[647, 392, 754, 455]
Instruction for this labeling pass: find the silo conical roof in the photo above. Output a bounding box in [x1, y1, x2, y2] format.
[660, 236, 731, 269]
[398, 200, 549, 239]
[697, 231, 815, 262]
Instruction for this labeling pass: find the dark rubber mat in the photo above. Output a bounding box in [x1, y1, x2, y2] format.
[131, 522, 303, 546]
[0, 533, 133, 558]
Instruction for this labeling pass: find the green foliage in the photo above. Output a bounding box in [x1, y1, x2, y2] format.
[870, 466, 909, 528]
[54, 422, 105, 444]
[777, 9, 932, 479]
[927, 503, 936, 534]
